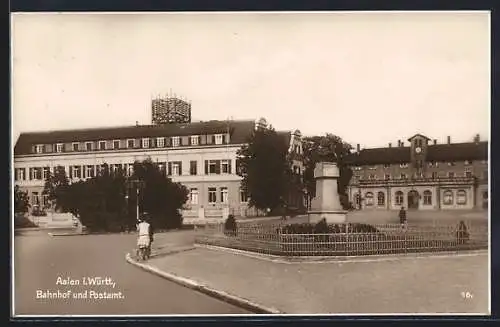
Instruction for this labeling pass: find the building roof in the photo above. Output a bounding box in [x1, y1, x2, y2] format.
[14, 120, 256, 156]
[345, 141, 488, 165]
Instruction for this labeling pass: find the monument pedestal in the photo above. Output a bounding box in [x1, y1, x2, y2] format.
[308, 162, 348, 224]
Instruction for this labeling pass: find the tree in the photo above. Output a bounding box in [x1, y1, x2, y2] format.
[303, 134, 354, 210]
[53, 159, 189, 232]
[14, 185, 30, 214]
[43, 165, 69, 211]
[237, 126, 292, 212]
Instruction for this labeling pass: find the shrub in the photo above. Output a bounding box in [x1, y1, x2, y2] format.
[224, 214, 237, 236]
[279, 222, 379, 235]
[14, 214, 37, 228]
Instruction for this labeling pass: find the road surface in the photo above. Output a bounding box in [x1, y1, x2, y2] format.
[13, 230, 251, 316]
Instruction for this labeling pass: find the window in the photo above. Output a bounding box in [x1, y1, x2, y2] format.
[435, 162, 439, 168]
[86, 165, 95, 178]
[443, 190, 453, 205]
[42, 167, 50, 180]
[400, 173, 407, 179]
[354, 193, 361, 206]
[156, 137, 165, 148]
[464, 160, 471, 166]
[208, 187, 217, 204]
[190, 135, 199, 146]
[15, 168, 26, 181]
[189, 188, 199, 205]
[400, 163, 408, 168]
[85, 142, 93, 151]
[428, 162, 434, 168]
[395, 191, 404, 206]
[423, 190, 432, 205]
[448, 162, 455, 166]
[464, 168, 472, 178]
[220, 187, 228, 203]
[384, 174, 390, 180]
[113, 140, 120, 150]
[206, 160, 219, 174]
[127, 139, 135, 148]
[240, 188, 248, 203]
[72, 166, 82, 179]
[215, 134, 223, 145]
[383, 164, 390, 169]
[32, 192, 39, 205]
[369, 174, 376, 180]
[56, 143, 63, 153]
[172, 162, 180, 176]
[448, 172, 455, 178]
[35, 145, 44, 154]
[99, 141, 106, 150]
[457, 190, 467, 205]
[432, 172, 439, 179]
[127, 164, 134, 177]
[221, 160, 230, 174]
[72, 143, 79, 151]
[365, 192, 374, 206]
[172, 137, 180, 147]
[189, 161, 197, 175]
[30, 168, 42, 180]
[142, 138, 150, 148]
[377, 192, 385, 206]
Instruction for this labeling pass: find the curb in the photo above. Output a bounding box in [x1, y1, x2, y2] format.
[195, 243, 488, 265]
[125, 252, 281, 314]
[48, 232, 89, 237]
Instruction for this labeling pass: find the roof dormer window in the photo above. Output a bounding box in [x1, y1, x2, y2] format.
[142, 138, 150, 148]
[35, 144, 44, 154]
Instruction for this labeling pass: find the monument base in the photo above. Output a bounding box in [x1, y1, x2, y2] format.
[308, 210, 348, 224]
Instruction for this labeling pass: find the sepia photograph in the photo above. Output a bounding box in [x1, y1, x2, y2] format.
[11, 11, 490, 317]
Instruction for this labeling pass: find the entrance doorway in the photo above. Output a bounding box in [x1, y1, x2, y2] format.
[483, 191, 488, 209]
[407, 190, 420, 209]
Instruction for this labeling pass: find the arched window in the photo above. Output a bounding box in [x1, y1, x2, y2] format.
[365, 192, 374, 206]
[395, 191, 404, 206]
[443, 190, 453, 205]
[423, 190, 432, 205]
[377, 192, 385, 206]
[457, 190, 467, 205]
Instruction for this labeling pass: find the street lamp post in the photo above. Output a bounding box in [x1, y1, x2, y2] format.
[126, 178, 145, 223]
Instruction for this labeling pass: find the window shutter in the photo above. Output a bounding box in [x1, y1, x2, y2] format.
[205, 160, 209, 174]
[178, 161, 183, 175]
[228, 160, 232, 174]
[212, 135, 216, 144]
[82, 166, 86, 178]
[69, 166, 73, 178]
[236, 159, 241, 175]
[215, 160, 221, 174]
[168, 162, 172, 176]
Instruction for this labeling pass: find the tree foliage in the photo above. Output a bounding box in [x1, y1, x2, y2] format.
[237, 127, 293, 211]
[14, 185, 30, 214]
[43, 165, 70, 211]
[50, 159, 189, 232]
[303, 134, 354, 209]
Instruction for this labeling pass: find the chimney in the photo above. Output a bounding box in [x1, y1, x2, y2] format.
[397, 140, 401, 147]
[400, 140, 404, 147]
[474, 134, 480, 142]
[356, 144, 360, 152]
[388, 142, 392, 148]
[447, 136, 451, 144]
[433, 139, 437, 145]
[135, 121, 139, 126]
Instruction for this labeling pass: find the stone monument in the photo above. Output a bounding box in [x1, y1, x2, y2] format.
[308, 162, 348, 224]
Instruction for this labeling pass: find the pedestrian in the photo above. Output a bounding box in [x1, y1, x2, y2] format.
[456, 220, 469, 245]
[399, 206, 407, 229]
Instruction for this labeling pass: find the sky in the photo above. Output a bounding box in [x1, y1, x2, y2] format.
[11, 11, 490, 148]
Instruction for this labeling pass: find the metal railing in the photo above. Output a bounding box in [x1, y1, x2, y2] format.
[195, 221, 488, 257]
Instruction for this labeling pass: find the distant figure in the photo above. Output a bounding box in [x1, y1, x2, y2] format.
[456, 221, 470, 245]
[399, 206, 407, 228]
[136, 215, 151, 258]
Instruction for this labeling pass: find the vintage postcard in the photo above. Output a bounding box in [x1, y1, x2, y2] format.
[11, 11, 490, 317]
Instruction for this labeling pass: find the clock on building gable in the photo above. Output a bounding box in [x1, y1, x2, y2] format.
[408, 133, 430, 172]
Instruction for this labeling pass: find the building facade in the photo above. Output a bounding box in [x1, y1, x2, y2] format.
[345, 134, 488, 211]
[14, 119, 304, 218]
[151, 96, 192, 125]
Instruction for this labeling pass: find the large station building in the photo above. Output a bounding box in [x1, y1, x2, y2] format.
[345, 134, 488, 211]
[13, 118, 304, 219]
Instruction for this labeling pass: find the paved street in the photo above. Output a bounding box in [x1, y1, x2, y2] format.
[13, 231, 250, 316]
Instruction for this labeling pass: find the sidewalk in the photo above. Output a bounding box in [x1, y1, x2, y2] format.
[142, 245, 488, 315]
